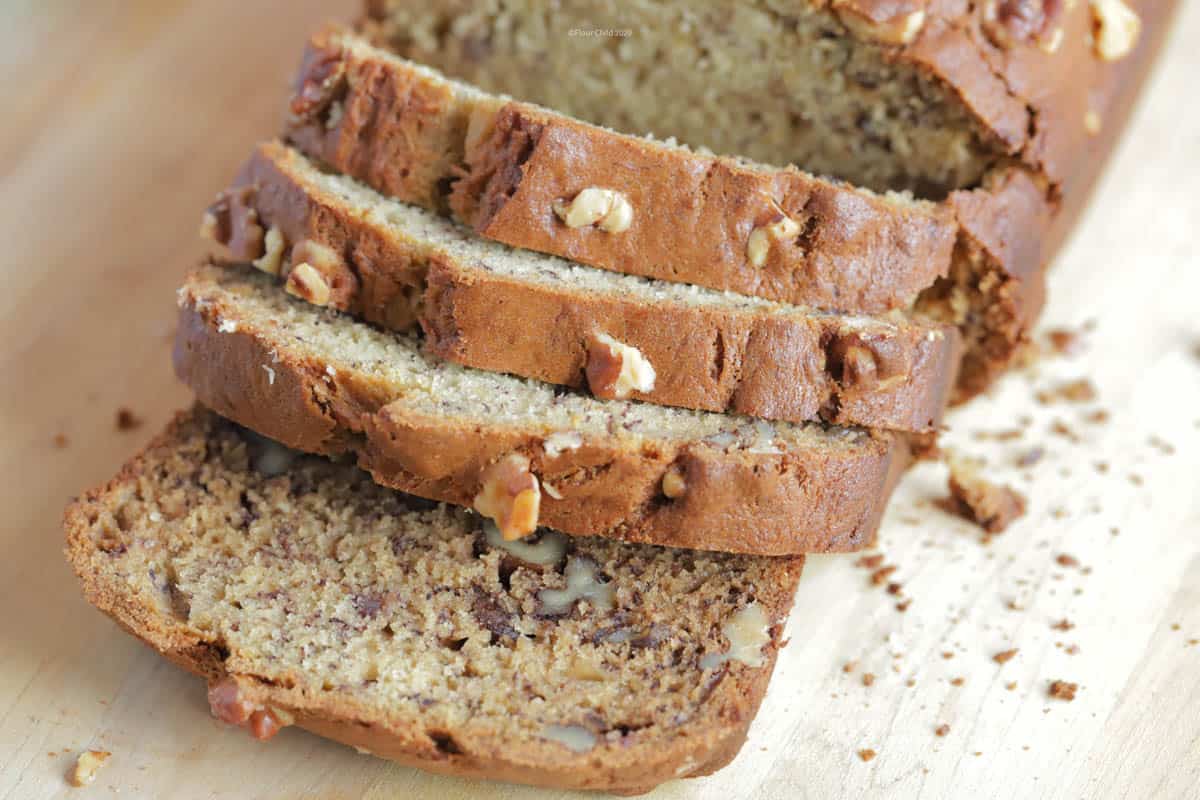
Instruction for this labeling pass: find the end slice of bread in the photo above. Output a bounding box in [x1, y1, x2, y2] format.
[174, 262, 910, 555]
[207, 141, 962, 433]
[64, 408, 804, 794]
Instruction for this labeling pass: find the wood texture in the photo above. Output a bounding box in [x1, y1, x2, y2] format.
[1, 2, 1197, 798]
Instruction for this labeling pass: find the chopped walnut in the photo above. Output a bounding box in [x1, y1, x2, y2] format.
[290, 51, 348, 119]
[207, 677, 292, 741]
[835, 1, 926, 44]
[284, 262, 332, 307]
[204, 187, 265, 260]
[746, 214, 801, 267]
[115, 407, 142, 432]
[552, 187, 633, 232]
[253, 226, 287, 276]
[473, 453, 541, 540]
[1091, 0, 1140, 61]
[585, 332, 656, 399]
[661, 466, 687, 499]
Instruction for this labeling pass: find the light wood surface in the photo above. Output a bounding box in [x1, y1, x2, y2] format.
[1, 2, 1198, 798]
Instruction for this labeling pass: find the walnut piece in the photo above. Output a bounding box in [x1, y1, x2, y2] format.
[253, 226, 287, 276]
[552, 187, 633, 232]
[68, 750, 111, 787]
[1091, 0, 1140, 61]
[207, 677, 292, 741]
[834, 2, 927, 45]
[585, 332, 656, 399]
[746, 214, 801, 267]
[661, 466, 687, 499]
[204, 187, 264, 260]
[537, 556, 614, 615]
[290, 51, 348, 119]
[700, 602, 771, 669]
[981, 0, 1062, 50]
[284, 262, 332, 307]
[483, 520, 567, 566]
[473, 453, 541, 540]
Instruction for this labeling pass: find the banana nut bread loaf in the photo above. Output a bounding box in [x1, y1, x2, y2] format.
[361, 0, 1167, 203]
[64, 408, 805, 794]
[205, 140, 962, 433]
[173, 262, 910, 555]
[286, 27, 957, 316]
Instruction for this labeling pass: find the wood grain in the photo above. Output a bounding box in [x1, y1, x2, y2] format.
[1, 2, 1197, 798]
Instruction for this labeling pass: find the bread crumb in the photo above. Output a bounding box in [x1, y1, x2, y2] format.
[1055, 553, 1080, 568]
[935, 724, 950, 737]
[895, 599, 912, 613]
[1035, 378, 1098, 404]
[115, 408, 142, 431]
[68, 750, 111, 787]
[862, 673, 876, 687]
[1052, 618, 1075, 631]
[856, 554, 885, 569]
[843, 661, 858, 673]
[858, 748, 877, 762]
[1048, 680, 1078, 701]
[1084, 409, 1111, 425]
[942, 651, 955, 659]
[1065, 644, 1080, 655]
[1005, 681, 1018, 691]
[993, 648, 1019, 664]
[870, 565, 898, 586]
[1045, 328, 1085, 356]
[53, 433, 69, 449]
[950, 677, 965, 686]
[943, 457, 1027, 533]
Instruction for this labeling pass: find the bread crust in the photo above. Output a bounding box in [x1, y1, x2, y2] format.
[286, 27, 957, 315]
[220, 142, 962, 432]
[174, 263, 911, 555]
[63, 409, 805, 794]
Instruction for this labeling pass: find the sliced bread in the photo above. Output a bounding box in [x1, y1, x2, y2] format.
[174, 262, 910, 555]
[285, 26, 956, 315]
[64, 408, 805, 794]
[206, 140, 962, 433]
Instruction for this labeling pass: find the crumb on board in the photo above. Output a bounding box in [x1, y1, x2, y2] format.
[858, 749, 877, 762]
[950, 677, 965, 687]
[1052, 618, 1075, 631]
[1035, 378, 1098, 404]
[1049, 681, 1078, 701]
[53, 433, 69, 448]
[993, 648, 1019, 664]
[942, 456, 1027, 534]
[1055, 553, 1080, 568]
[115, 408, 143, 431]
[856, 554, 884, 569]
[935, 724, 950, 737]
[68, 750, 111, 787]
[862, 673, 876, 687]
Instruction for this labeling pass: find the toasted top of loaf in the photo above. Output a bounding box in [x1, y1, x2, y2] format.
[285, 26, 956, 314]
[64, 408, 804, 794]
[174, 263, 909, 554]
[208, 141, 961, 432]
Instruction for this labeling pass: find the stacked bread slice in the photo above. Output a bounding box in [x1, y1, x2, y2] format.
[66, 2, 1166, 793]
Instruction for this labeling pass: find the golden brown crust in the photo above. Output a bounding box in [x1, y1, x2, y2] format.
[219, 142, 962, 432]
[285, 27, 958, 315]
[173, 264, 910, 555]
[63, 409, 804, 794]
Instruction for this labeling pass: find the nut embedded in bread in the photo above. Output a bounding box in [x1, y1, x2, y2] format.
[473, 453, 541, 540]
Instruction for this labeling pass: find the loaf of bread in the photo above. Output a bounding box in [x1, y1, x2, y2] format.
[286, 27, 957, 316]
[64, 408, 805, 794]
[174, 261, 910, 555]
[207, 140, 962, 433]
[362, 0, 1168, 205]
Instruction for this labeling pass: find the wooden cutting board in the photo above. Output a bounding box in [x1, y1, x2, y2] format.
[1, 2, 1197, 798]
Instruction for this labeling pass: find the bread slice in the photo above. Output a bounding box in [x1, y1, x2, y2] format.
[64, 408, 805, 794]
[206, 140, 962, 433]
[285, 26, 956, 315]
[174, 262, 910, 555]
